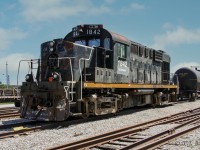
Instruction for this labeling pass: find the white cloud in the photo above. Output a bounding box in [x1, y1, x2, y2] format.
[152, 26, 200, 49]
[162, 22, 174, 30]
[0, 27, 27, 51]
[20, 0, 111, 22]
[171, 62, 200, 73]
[0, 53, 36, 85]
[121, 2, 144, 14]
[104, 0, 115, 4]
[131, 3, 144, 10]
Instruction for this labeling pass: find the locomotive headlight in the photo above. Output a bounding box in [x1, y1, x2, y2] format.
[49, 41, 54, 47]
[50, 48, 54, 52]
[52, 72, 60, 80]
[53, 73, 58, 79]
[25, 74, 33, 82]
[25, 74, 30, 81]
[49, 41, 55, 52]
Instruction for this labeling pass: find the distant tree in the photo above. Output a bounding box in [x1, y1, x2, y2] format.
[0, 83, 7, 88]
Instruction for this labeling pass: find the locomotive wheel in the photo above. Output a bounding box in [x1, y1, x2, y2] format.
[81, 99, 89, 119]
[190, 93, 197, 101]
[65, 99, 70, 119]
[14, 100, 20, 107]
[81, 113, 89, 119]
[151, 94, 157, 108]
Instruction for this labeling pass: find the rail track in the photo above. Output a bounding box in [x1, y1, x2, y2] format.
[0, 120, 37, 130]
[0, 107, 20, 119]
[0, 120, 52, 139]
[46, 107, 200, 150]
[0, 114, 116, 140]
[0, 106, 153, 140]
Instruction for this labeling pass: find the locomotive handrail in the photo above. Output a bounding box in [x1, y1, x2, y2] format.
[56, 57, 75, 102]
[49, 41, 95, 101]
[79, 45, 94, 100]
[63, 40, 95, 49]
[78, 45, 112, 100]
[17, 59, 39, 99]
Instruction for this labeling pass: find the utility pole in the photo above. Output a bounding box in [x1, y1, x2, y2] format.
[6, 62, 10, 89]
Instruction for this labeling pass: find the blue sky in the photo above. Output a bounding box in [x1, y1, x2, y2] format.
[0, 0, 200, 85]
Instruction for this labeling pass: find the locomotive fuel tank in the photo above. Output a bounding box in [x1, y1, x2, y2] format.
[174, 67, 200, 100]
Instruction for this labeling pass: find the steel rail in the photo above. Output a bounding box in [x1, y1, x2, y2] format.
[137, 123, 200, 150]
[53, 115, 200, 150]
[46, 107, 200, 150]
[0, 113, 20, 119]
[121, 116, 200, 149]
[0, 107, 20, 119]
[0, 110, 18, 113]
[0, 116, 104, 139]
[0, 120, 37, 130]
[0, 122, 60, 139]
[0, 107, 19, 111]
[0, 111, 19, 115]
[0, 108, 19, 114]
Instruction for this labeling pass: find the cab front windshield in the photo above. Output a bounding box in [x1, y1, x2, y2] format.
[75, 38, 100, 47]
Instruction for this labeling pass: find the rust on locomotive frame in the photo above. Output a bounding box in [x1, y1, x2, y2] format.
[19, 24, 177, 121]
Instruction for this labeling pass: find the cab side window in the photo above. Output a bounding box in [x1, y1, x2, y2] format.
[104, 37, 110, 49]
[115, 42, 126, 58]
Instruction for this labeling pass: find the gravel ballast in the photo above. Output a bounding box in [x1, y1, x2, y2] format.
[1, 100, 200, 150]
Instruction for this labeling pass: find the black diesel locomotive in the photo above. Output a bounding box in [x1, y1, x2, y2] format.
[174, 67, 200, 101]
[20, 24, 177, 121]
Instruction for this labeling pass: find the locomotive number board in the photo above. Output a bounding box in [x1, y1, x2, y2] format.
[72, 24, 103, 38]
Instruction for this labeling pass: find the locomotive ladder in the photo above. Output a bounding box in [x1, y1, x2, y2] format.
[57, 57, 75, 102]
[62, 43, 94, 102]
